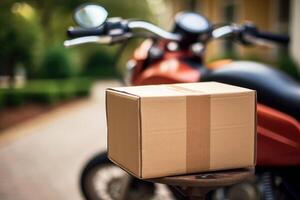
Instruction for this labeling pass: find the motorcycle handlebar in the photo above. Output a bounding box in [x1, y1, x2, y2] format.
[127, 21, 181, 41]
[67, 26, 106, 38]
[249, 31, 289, 44]
[65, 20, 290, 47]
[242, 23, 289, 45]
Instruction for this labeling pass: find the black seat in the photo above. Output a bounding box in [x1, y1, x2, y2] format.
[203, 61, 300, 120]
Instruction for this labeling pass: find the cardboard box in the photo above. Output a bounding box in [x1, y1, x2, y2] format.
[106, 82, 256, 179]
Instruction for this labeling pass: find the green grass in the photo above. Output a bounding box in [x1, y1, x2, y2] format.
[0, 78, 93, 108]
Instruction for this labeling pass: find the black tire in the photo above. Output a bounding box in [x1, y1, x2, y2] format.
[80, 152, 109, 200]
[80, 152, 179, 200]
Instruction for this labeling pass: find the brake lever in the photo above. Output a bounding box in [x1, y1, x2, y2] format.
[109, 33, 133, 44]
[242, 34, 276, 48]
[64, 36, 112, 47]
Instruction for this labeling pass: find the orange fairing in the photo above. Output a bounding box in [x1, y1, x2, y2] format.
[257, 104, 300, 166]
[207, 59, 233, 69]
[133, 58, 200, 85]
[132, 40, 200, 85]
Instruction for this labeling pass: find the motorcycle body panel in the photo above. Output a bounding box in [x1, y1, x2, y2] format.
[131, 40, 200, 85]
[131, 44, 300, 167]
[257, 104, 300, 166]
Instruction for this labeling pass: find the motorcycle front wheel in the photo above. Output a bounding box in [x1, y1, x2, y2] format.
[80, 152, 181, 200]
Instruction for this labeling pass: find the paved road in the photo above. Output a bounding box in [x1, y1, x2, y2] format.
[0, 80, 120, 200]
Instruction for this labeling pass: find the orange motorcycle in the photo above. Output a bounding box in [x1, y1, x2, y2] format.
[65, 3, 300, 200]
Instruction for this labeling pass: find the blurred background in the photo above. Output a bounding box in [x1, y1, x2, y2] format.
[0, 0, 299, 113]
[0, 0, 299, 199]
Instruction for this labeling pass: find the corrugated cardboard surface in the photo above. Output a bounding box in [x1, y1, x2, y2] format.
[107, 82, 256, 179]
[210, 93, 255, 170]
[106, 91, 141, 176]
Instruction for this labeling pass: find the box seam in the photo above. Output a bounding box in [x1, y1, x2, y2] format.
[105, 90, 110, 158]
[138, 97, 143, 178]
[108, 155, 141, 178]
[254, 91, 257, 165]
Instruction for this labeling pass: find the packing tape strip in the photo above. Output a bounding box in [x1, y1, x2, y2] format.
[165, 85, 211, 173]
[186, 95, 210, 172]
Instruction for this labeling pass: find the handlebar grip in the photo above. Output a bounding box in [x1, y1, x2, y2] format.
[67, 27, 105, 38]
[243, 24, 289, 45]
[252, 31, 290, 44]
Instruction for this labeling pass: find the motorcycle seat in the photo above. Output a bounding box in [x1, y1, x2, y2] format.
[204, 61, 300, 120]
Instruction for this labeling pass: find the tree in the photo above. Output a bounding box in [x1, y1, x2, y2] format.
[0, 0, 155, 82]
[0, 5, 40, 85]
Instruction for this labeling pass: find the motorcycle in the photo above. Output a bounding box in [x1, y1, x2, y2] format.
[64, 3, 300, 200]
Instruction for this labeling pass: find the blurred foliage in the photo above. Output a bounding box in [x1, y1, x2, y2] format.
[0, 78, 93, 107]
[210, 50, 240, 60]
[40, 45, 78, 79]
[0, 91, 4, 109]
[277, 54, 300, 81]
[83, 48, 116, 78]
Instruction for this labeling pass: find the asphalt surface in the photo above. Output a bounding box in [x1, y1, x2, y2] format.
[0, 80, 120, 200]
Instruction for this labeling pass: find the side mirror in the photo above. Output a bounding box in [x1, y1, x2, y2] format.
[74, 4, 108, 28]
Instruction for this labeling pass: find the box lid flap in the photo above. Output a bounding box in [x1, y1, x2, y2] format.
[108, 82, 254, 97]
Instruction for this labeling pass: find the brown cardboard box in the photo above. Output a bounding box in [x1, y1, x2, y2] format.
[106, 82, 256, 179]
